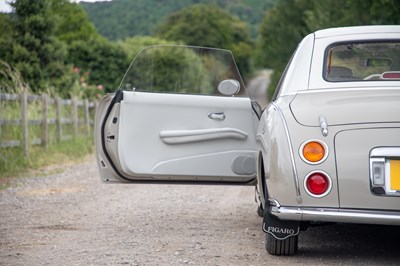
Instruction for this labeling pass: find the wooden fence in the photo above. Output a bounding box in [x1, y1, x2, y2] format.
[0, 91, 98, 156]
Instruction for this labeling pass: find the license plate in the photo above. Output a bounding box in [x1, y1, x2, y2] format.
[390, 160, 400, 190]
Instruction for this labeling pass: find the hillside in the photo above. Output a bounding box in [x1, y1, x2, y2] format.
[80, 0, 276, 40]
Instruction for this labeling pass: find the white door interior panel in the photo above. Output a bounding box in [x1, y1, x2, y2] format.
[104, 91, 258, 183]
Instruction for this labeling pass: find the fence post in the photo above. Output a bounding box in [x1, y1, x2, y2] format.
[41, 94, 48, 147]
[0, 114, 1, 145]
[94, 100, 99, 133]
[20, 90, 28, 156]
[56, 97, 62, 141]
[84, 99, 90, 136]
[72, 97, 78, 136]
[94, 100, 99, 120]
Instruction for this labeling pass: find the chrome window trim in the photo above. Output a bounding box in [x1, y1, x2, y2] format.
[270, 206, 400, 225]
[281, 87, 400, 97]
[271, 102, 302, 203]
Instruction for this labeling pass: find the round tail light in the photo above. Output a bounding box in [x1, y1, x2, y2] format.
[304, 171, 332, 197]
[300, 140, 328, 164]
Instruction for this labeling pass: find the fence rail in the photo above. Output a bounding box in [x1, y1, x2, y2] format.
[0, 91, 98, 156]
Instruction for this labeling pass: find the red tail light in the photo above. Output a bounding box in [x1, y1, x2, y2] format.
[381, 71, 400, 80]
[304, 171, 332, 197]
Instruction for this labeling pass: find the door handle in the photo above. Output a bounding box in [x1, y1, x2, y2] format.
[208, 112, 225, 121]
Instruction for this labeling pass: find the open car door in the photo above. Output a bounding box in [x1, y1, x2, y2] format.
[95, 46, 259, 184]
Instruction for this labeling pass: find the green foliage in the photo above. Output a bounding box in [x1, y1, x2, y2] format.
[51, 0, 100, 44]
[121, 46, 212, 94]
[56, 66, 105, 100]
[49, 0, 124, 95]
[0, 136, 93, 180]
[118, 36, 177, 60]
[156, 4, 253, 78]
[216, 0, 276, 37]
[0, 0, 110, 98]
[120, 46, 245, 95]
[4, 0, 69, 93]
[257, 0, 311, 70]
[341, 0, 400, 25]
[0, 147, 29, 179]
[80, 0, 276, 40]
[0, 14, 12, 41]
[67, 39, 129, 93]
[0, 61, 28, 93]
[257, 0, 400, 97]
[156, 5, 248, 48]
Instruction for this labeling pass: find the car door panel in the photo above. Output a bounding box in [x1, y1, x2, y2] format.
[98, 90, 258, 184]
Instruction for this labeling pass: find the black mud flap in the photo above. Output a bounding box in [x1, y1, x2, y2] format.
[262, 209, 300, 240]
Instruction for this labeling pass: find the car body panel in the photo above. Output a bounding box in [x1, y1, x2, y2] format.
[335, 128, 400, 210]
[257, 97, 301, 207]
[259, 95, 341, 208]
[290, 89, 400, 126]
[277, 33, 314, 96]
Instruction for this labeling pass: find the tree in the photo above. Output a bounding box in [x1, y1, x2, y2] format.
[120, 46, 212, 94]
[80, 0, 276, 40]
[342, 0, 400, 25]
[118, 36, 177, 60]
[256, 0, 313, 98]
[68, 39, 129, 92]
[156, 4, 253, 79]
[51, 0, 100, 44]
[0, 14, 12, 41]
[49, 0, 123, 96]
[6, 0, 68, 92]
[0, 14, 15, 91]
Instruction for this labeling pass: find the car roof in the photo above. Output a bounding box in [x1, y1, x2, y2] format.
[314, 25, 400, 39]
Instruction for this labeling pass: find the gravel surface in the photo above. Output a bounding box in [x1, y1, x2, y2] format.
[1, 157, 400, 265]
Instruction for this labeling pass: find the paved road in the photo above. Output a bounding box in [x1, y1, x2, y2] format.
[1, 158, 400, 265]
[246, 70, 272, 108]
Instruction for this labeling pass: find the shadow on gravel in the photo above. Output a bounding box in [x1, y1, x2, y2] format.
[298, 223, 400, 262]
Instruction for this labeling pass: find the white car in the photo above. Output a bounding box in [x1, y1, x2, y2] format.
[95, 26, 400, 255]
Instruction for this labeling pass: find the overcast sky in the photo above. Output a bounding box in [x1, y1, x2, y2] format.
[0, 0, 112, 13]
[0, 1, 12, 13]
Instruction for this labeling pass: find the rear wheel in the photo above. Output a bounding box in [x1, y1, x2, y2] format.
[257, 205, 264, 217]
[257, 155, 267, 218]
[265, 233, 298, 256]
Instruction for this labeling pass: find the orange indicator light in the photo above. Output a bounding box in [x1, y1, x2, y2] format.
[303, 141, 325, 163]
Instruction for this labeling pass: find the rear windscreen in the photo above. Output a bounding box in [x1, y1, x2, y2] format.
[325, 41, 400, 82]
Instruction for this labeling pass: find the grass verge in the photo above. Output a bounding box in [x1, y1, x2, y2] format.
[0, 136, 94, 189]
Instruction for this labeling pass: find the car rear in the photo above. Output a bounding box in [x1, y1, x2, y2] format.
[291, 27, 400, 221]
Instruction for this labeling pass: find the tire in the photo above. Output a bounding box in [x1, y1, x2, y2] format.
[257, 205, 264, 217]
[265, 233, 298, 256]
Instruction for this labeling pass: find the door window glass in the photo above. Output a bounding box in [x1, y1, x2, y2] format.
[119, 46, 247, 96]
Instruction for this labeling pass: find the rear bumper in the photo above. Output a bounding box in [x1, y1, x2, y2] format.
[271, 206, 400, 226]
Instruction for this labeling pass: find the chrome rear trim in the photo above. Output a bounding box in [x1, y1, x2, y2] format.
[271, 206, 400, 225]
[370, 147, 400, 157]
[271, 102, 302, 203]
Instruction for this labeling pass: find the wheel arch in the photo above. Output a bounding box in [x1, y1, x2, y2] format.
[257, 150, 269, 210]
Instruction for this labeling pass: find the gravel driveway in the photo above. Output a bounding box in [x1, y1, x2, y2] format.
[1, 156, 400, 265]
